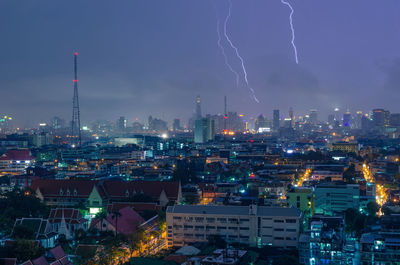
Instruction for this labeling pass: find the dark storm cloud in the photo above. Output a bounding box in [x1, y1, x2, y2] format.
[2, 0, 400, 126]
[378, 58, 400, 92]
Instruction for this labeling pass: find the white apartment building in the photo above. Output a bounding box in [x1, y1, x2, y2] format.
[166, 205, 302, 248]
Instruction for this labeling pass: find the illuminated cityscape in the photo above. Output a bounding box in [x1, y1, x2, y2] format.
[1, 1, 400, 265]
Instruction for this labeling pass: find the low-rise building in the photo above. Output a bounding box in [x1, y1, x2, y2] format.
[314, 183, 360, 215]
[299, 215, 349, 265]
[13, 218, 58, 248]
[0, 149, 34, 175]
[166, 205, 302, 248]
[48, 208, 89, 240]
[360, 231, 400, 265]
[286, 187, 314, 218]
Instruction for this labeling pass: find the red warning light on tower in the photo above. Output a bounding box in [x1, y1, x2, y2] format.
[74, 52, 78, 56]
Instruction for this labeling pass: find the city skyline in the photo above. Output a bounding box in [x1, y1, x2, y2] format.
[2, 0, 400, 126]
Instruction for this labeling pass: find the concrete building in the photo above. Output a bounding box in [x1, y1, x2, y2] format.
[360, 231, 400, 265]
[331, 142, 359, 155]
[314, 183, 360, 215]
[286, 187, 314, 218]
[31, 132, 53, 147]
[273, 110, 280, 130]
[299, 215, 351, 265]
[166, 205, 302, 248]
[194, 118, 215, 143]
[0, 149, 34, 174]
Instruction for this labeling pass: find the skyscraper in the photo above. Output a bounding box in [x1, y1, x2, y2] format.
[195, 95, 202, 120]
[343, 112, 351, 128]
[117, 116, 127, 131]
[309, 109, 318, 125]
[173, 119, 181, 131]
[372, 109, 390, 129]
[355, 111, 363, 129]
[273, 110, 280, 130]
[194, 118, 215, 143]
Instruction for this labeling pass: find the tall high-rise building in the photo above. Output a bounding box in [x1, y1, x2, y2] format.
[117, 116, 127, 131]
[194, 118, 215, 143]
[51, 116, 65, 130]
[361, 115, 372, 131]
[328, 114, 335, 125]
[390, 113, 400, 127]
[334, 108, 340, 121]
[309, 109, 318, 125]
[273, 109, 280, 130]
[195, 95, 202, 120]
[148, 116, 168, 132]
[354, 111, 363, 129]
[173, 119, 181, 131]
[343, 112, 351, 128]
[255, 114, 267, 132]
[372, 109, 390, 128]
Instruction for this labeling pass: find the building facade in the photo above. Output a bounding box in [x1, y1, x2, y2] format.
[166, 205, 302, 248]
[314, 183, 360, 215]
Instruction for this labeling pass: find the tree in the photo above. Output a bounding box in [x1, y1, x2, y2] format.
[56, 234, 71, 253]
[207, 235, 226, 249]
[129, 193, 153, 202]
[96, 210, 108, 232]
[367, 201, 379, 217]
[111, 210, 122, 237]
[274, 255, 300, 265]
[74, 228, 87, 242]
[343, 164, 356, 183]
[11, 239, 45, 262]
[184, 194, 200, 205]
[0, 189, 49, 235]
[344, 208, 367, 237]
[13, 225, 35, 240]
[125, 228, 147, 257]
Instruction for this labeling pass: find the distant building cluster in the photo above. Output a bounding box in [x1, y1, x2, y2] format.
[1, 98, 400, 264]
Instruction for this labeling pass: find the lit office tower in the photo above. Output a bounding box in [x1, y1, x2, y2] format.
[343, 112, 351, 128]
[372, 109, 390, 129]
[334, 108, 340, 121]
[390, 113, 400, 127]
[273, 110, 280, 130]
[195, 95, 202, 120]
[194, 118, 215, 143]
[51, 116, 65, 130]
[355, 111, 362, 129]
[361, 115, 372, 131]
[309, 109, 318, 124]
[328, 114, 335, 125]
[117, 116, 127, 131]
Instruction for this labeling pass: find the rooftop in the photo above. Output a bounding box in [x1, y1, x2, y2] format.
[167, 205, 301, 217]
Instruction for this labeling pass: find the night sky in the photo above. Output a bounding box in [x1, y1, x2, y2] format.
[2, 0, 400, 127]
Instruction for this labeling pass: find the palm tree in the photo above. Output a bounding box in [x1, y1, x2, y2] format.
[96, 211, 108, 233]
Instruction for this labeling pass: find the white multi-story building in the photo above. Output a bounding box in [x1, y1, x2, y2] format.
[166, 205, 302, 248]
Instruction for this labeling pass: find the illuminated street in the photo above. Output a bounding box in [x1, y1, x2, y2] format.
[362, 163, 388, 215]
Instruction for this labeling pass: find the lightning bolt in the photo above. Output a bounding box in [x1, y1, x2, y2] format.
[216, 20, 240, 87]
[280, 0, 299, 64]
[223, 0, 259, 103]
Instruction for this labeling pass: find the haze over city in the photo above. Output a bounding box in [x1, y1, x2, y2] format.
[2, 2, 400, 265]
[3, 0, 400, 126]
